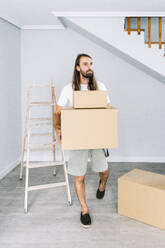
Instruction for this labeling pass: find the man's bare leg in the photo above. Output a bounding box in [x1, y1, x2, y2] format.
[99, 168, 109, 191]
[74, 175, 89, 214]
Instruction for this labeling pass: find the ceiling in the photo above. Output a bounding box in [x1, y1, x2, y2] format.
[0, 0, 165, 29]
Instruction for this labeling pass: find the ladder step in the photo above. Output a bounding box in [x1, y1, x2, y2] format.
[30, 122, 52, 127]
[27, 182, 67, 191]
[28, 142, 56, 148]
[25, 147, 54, 152]
[25, 161, 64, 168]
[29, 102, 55, 106]
[29, 84, 55, 88]
[30, 132, 53, 137]
[30, 118, 52, 121]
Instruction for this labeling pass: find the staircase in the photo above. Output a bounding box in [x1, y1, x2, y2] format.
[125, 17, 165, 56]
[62, 17, 165, 81]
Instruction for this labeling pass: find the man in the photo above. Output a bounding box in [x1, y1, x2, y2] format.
[54, 54, 110, 228]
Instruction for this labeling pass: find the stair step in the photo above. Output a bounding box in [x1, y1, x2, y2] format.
[125, 28, 145, 32]
[27, 182, 67, 191]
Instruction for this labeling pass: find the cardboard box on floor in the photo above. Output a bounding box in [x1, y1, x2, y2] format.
[61, 106, 118, 150]
[118, 169, 165, 230]
[73, 90, 108, 109]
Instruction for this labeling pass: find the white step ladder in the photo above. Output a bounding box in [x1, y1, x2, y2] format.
[20, 83, 71, 213]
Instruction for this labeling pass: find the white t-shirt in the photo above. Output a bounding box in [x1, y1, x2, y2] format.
[57, 81, 110, 107]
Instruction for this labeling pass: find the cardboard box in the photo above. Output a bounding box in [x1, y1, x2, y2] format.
[118, 169, 165, 230]
[73, 90, 108, 109]
[61, 106, 118, 150]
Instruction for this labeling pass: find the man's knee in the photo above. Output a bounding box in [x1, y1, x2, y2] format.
[99, 168, 109, 177]
[74, 175, 86, 185]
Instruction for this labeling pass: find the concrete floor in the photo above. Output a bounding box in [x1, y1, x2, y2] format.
[0, 162, 165, 248]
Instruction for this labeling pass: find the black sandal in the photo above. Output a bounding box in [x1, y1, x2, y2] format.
[96, 180, 105, 199]
[80, 212, 91, 228]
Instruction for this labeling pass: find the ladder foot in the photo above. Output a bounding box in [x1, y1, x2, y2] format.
[24, 208, 28, 214]
[53, 168, 56, 176]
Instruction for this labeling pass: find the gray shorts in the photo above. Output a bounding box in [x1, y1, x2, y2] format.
[68, 149, 108, 176]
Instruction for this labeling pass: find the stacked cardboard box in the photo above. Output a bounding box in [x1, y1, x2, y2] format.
[73, 90, 108, 109]
[61, 91, 118, 150]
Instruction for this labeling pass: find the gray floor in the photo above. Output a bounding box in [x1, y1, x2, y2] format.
[1, 162, 165, 248]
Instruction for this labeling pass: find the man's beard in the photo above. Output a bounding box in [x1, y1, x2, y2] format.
[80, 69, 93, 79]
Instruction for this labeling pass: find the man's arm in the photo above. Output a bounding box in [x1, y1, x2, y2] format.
[53, 104, 62, 145]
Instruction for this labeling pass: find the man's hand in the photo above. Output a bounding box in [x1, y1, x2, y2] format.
[54, 105, 62, 146]
[57, 130, 62, 146]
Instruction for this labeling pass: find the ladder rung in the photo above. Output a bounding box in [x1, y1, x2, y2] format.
[25, 161, 64, 168]
[29, 102, 55, 106]
[28, 142, 56, 148]
[30, 118, 52, 121]
[27, 182, 67, 191]
[25, 147, 53, 152]
[29, 84, 55, 88]
[30, 122, 52, 127]
[29, 132, 53, 137]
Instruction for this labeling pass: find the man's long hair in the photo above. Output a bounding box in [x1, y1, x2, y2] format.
[72, 53, 98, 91]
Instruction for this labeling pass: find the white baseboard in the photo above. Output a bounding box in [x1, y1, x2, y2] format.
[0, 158, 21, 180]
[27, 155, 165, 163]
[107, 157, 165, 163]
[2, 156, 163, 181]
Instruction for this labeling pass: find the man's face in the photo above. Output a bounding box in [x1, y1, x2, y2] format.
[76, 56, 93, 78]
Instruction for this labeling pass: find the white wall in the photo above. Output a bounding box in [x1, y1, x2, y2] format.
[21, 27, 165, 162]
[0, 18, 21, 179]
